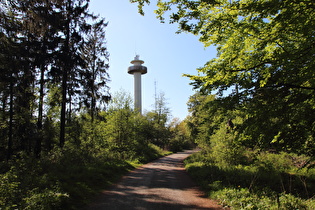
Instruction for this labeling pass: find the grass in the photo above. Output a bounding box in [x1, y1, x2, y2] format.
[184, 151, 315, 209]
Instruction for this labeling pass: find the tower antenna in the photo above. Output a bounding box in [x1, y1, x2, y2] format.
[154, 80, 158, 111]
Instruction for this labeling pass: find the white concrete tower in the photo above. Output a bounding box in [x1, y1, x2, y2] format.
[128, 55, 147, 113]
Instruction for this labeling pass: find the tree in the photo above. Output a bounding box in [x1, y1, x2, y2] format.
[0, 0, 39, 158]
[187, 91, 247, 165]
[52, 0, 98, 148]
[0, 3, 15, 160]
[80, 18, 110, 122]
[105, 91, 140, 158]
[145, 91, 171, 148]
[0, 0, 111, 159]
[131, 0, 315, 155]
[169, 118, 193, 152]
[17, 0, 62, 157]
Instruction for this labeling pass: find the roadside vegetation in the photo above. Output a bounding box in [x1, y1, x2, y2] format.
[0, 142, 170, 209]
[0, 1, 193, 209]
[185, 150, 315, 209]
[0, 91, 192, 209]
[130, 0, 315, 209]
[181, 92, 315, 209]
[3, 0, 315, 209]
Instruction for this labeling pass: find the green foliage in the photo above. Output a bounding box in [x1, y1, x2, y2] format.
[256, 152, 294, 173]
[129, 1, 315, 207]
[0, 172, 20, 208]
[132, 0, 315, 156]
[0, 141, 168, 209]
[0, 154, 68, 209]
[0, 89, 178, 209]
[39, 146, 135, 208]
[209, 123, 247, 166]
[1, 0, 191, 208]
[184, 90, 315, 209]
[168, 118, 194, 152]
[138, 143, 172, 162]
[213, 188, 309, 210]
[23, 188, 69, 210]
[185, 151, 315, 209]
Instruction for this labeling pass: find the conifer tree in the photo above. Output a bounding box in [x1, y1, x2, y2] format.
[56, 0, 93, 147]
[80, 18, 110, 122]
[0, 0, 111, 157]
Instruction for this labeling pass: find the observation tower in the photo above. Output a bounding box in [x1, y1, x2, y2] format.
[128, 55, 147, 114]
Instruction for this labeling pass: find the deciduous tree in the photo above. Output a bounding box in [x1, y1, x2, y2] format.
[131, 0, 315, 154]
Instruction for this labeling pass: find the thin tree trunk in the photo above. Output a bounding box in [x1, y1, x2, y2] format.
[37, 65, 45, 130]
[7, 80, 13, 161]
[35, 64, 45, 157]
[91, 47, 96, 122]
[2, 94, 7, 147]
[60, 66, 67, 148]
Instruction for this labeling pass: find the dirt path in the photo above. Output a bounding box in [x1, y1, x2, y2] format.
[86, 150, 225, 209]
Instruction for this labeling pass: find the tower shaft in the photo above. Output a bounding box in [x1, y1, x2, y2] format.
[134, 72, 142, 113]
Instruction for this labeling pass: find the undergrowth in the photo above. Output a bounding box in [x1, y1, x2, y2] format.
[0, 143, 168, 209]
[185, 150, 315, 209]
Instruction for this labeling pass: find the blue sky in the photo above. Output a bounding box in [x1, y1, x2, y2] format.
[89, 0, 216, 120]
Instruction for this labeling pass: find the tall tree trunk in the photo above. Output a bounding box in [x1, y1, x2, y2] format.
[7, 80, 13, 161]
[59, 0, 71, 148]
[35, 64, 45, 157]
[91, 74, 95, 122]
[91, 95, 95, 122]
[91, 47, 96, 123]
[60, 70, 67, 148]
[37, 64, 45, 129]
[2, 94, 7, 150]
[68, 87, 72, 123]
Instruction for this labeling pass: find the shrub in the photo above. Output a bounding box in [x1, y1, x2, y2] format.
[185, 150, 315, 209]
[256, 152, 295, 172]
[0, 171, 21, 209]
[212, 188, 308, 210]
[278, 193, 307, 210]
[23, 188, 69, 210]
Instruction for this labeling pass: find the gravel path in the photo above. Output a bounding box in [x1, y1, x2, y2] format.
[86, 150, 225, 210]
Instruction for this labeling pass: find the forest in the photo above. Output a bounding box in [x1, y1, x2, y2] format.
[1, 0, 315, 209]
[0, 0, 192, 208]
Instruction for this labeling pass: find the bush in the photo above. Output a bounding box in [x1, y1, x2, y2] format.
[0, 141, 170, 209]
[0, 171, 21, 209]
[213, 188, 308, 210]
[185, 150, 315, 209]
[23, 188, 69, 210]
[209, 125, 248, 167]
[134, 143, 170, 163]
[0, 156, 69, 210]
[256, 152, 295, 172]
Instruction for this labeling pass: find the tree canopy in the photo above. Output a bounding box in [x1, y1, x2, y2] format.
[0, 0, 110, 158]
[131, 0, 315, 155]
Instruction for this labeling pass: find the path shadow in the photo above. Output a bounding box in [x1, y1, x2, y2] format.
[85, 150, 224, 210]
